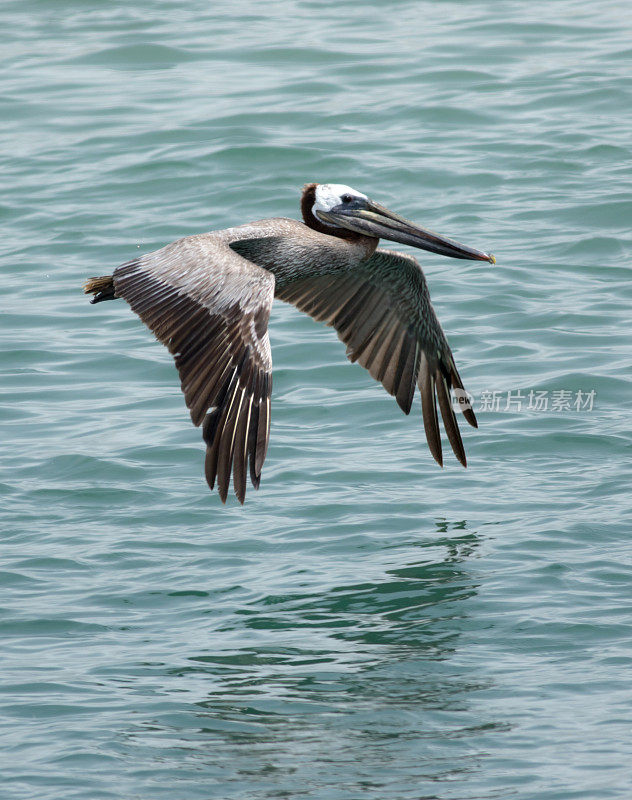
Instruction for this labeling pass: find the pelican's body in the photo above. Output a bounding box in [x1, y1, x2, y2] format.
[85, 183, 494, 503]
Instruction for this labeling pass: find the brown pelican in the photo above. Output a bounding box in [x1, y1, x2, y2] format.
[85, 183, 495, 503]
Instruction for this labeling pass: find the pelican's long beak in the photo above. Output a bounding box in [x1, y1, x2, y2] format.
[317, 199, 495, 263]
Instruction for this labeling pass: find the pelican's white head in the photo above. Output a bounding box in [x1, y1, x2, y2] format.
[301, 181, 496, 262]
[312, 183, 368, 224]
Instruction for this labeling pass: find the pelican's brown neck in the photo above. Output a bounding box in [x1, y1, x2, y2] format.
[300, 183, 377, 253]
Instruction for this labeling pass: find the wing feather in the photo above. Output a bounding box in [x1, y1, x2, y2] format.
[394, 333, 420, 414]
[435, 371, 466, 467]
[276, 248, 476, 466]
[418, 352, 442, 467]
[113, 236, 274, 503]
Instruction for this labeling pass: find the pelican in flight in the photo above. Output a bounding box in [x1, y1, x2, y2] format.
[85, 183, 495, 503]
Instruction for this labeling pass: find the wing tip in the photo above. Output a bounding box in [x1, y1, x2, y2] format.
[433, 369, 469, 469]
[396, 394, 414, 415]
[419, 355, 443, 468]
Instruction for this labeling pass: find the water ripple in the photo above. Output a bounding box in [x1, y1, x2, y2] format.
[2, 0, 632, 798]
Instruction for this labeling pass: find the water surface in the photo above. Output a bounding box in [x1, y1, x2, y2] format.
[2, 1, 631, 798]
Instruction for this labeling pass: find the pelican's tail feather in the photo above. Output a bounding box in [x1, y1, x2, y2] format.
[84, 275, 116, 304]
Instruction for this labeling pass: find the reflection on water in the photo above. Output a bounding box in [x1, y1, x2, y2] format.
[117, 525, 502, 795]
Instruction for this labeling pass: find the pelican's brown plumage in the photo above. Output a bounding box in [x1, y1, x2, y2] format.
[84, 182, 495, 503]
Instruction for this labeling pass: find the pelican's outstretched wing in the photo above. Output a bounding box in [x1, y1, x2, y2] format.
[112, 234, 274, 503]
[276, 248, 477, 467]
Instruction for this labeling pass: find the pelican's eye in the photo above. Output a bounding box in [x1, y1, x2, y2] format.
[341, 194, 354, 204]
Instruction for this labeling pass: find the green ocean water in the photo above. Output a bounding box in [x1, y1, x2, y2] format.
[2, 1, 632, 798]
